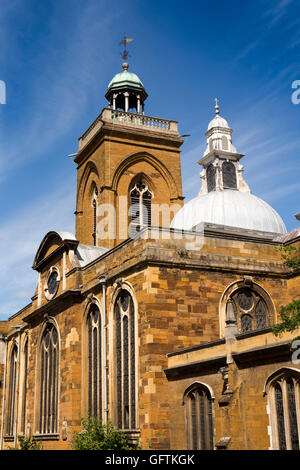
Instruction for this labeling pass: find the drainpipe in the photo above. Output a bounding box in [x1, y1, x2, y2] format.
[0, 335, 8, 450]
[99, 275, 108, 425]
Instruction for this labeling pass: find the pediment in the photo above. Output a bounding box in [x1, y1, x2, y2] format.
[33, 231, 79, 271]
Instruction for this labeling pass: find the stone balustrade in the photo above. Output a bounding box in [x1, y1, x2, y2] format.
[78, 108, 179, 151]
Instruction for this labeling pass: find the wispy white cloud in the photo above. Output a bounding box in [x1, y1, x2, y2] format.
[262, 0, 293, 27]
[0, 1, 122, 182]
[260, 181, 300, 203]
[0, 177, 75, 320]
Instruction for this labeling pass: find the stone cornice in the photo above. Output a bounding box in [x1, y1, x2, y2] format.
[21, 289, 82, 324]
[164, 354, 227, 380]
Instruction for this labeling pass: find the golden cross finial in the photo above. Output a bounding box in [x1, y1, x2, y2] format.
[119, 32, 134, 61]
[215, 97, 219, 115]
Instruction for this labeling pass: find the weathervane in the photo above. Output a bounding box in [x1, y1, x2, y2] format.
[119, 33, 134, 62]
[215, 97, 220, 115]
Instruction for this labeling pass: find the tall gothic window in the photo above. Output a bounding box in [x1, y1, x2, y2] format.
[87, 304, 102, 419]
[184, 384, 214, 450]
[129, 178, 152, 236]
[92, 186, 98, 246]
[6, 344, 18, 436]
[21, 337, 28, 434]
[222, 161, 237, 189]
[266, 370, 300, 450]
[227, 287, 269, 334]
[114, 289, 136, 429]
[39, 323, 59, 434]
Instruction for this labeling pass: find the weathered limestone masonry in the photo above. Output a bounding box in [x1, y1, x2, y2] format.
[75, 108, 184, 249]
[165, 235, 300, 450]
[0, 58, 299, 451]
[0, 223, 297, 450]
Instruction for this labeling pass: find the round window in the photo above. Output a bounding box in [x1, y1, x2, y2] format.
[45, 268, 60, 300]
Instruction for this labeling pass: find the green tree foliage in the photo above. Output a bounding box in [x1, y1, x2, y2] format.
[8, 435, 42, 450]
[276, 244, 300, 269]
[70, 417, 137, 450]
[273, 244, 300, 340]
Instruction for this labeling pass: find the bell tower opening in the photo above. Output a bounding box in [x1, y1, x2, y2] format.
[129, 175, 153, 236]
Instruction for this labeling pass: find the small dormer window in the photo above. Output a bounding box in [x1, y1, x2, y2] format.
[222, 161, 237, 189]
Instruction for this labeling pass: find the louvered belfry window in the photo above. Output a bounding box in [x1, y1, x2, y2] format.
[184, 385, 214, 450]
[129, 178, 153, 236]
[6, 344, 18, 436]
[228, 287, 269, 334]
[115, 290, 136, 429]
[222, 161, 237, 189]
[206, 164, 216, 192]
[87, 304, 102, 419]
[39, 324, 59, 434]
[269, 374, 300, 450]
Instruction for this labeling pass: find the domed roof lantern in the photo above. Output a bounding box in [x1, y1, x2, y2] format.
[170, 100, 287, 235]
[105, 35, 148, 114]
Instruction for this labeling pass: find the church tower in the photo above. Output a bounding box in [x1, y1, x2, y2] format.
[74, 49, 184, 249]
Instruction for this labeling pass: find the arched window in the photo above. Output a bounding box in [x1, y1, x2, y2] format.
[6, 344, 18, 436]
[222, 161, 237, 189]
[92, 186, 98, 246]
[114, 289, 136, 429]
[183, 384, 214, 450]
[21, 337, 28, 434]
[39, 323, 59, 434]
[206, 164, 216, 192]
[129, 177, 153, 236]
[87, 304, 102, 419]
[227, 287, 269, 334]
[265, 369, 300, 450]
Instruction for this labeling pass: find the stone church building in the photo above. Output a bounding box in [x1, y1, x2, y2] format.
[0, 59, 299, 451]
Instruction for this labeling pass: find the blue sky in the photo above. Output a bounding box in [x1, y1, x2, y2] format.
[0, 0, 299, 319]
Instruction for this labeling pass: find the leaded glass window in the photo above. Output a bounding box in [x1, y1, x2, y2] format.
[228, 287, 269, 334]
[6, 344, 18, 436]
[21, 338, 28, 434]
[275, 383, 286, 450]
[184, 384, 214, 450]
[129, 178, 153, 236]
[287, 378, 299, 450]
[222, 161, 237, 189]
[87, 304, 102, 420]
[114, 290, 136, 429]
[39, 324, 59, 434]
[267, 373, 300, 450]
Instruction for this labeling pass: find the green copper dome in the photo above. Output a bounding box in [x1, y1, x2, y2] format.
[107, 70, 144, 91]
[106, 62, 145, 93]
[105, 62, 148, 112]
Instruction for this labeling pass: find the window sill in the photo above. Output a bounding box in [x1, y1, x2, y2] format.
[32, 433, 60, 441]
[236, 326, 273, 340]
